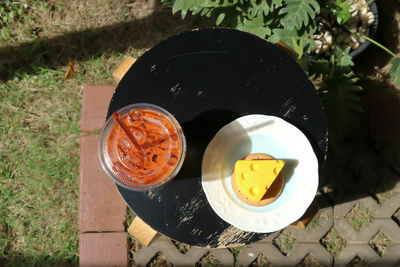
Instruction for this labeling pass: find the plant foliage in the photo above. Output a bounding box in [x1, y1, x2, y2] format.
[163, 0, 400, 139]
[308, 47, 362, 138]
[389, 57, 400, 87]
[279, 0, 320, 30]
[0, 1, 27, 27]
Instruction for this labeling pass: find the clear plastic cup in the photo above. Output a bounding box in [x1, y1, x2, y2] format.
[98, 103, 186, 191]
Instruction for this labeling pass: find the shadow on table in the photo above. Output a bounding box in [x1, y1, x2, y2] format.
[176, 109, 242, 182]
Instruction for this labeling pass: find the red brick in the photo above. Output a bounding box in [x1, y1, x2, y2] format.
[79, 232, 127, 267]
[79, 134, 126, 232]
[81, 84, 116, 132]
[369, 91, 400, 141]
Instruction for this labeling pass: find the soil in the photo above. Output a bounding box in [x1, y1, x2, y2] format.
[354, 0, 400, 92]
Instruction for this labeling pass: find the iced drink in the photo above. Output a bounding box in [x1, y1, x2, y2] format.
[98, 103, 186, 191]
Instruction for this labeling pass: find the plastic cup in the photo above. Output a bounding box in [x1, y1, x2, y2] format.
[98, 103, 186, 191]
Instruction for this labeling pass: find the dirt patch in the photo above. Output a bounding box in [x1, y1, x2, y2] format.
[298, 254, 323, 267]
[147, 251, 173, 267]
[354, 1, 400, 91]
[249, 254, 273, 267]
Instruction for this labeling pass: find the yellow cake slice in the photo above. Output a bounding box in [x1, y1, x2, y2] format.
[233, 160, 285, 202]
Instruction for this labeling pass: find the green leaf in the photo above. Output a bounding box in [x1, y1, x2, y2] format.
[200, 7, 210, 16]
[236, 12, 271, 38]
[279, 0, 320, 30]
[172, 0, 190, 19]
[309, 58, 331, 78]
[191, 0, 208, 15]
[332, 0, 352, 25]
[331, 46, 355, 75]
[269, 28, 315, 57]
[320, 71, 363, 138]
[389, 57, 400, 87]
[216, 12, 225, 25]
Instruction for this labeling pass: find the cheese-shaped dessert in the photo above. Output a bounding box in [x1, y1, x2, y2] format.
[233, 160, 285, 202]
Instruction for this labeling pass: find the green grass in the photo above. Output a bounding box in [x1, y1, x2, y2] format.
[0, 0, 206, 265]
[195, 252, 221, 267]
[345, 202, 373, 231]
[273, 229, 298, 256]
[171, 239, 190, 254]
[298, 254, 322, 267]
[0, 51, 135, 265]
[147, 251, 172, 267]
[249, 254, 272, 267]
[0, 69, 81, 265]
[369, 230, 392, 256]
[321, 227, 347, 258]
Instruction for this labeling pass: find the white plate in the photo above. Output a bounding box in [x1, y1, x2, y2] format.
[201, 115, 319, 233]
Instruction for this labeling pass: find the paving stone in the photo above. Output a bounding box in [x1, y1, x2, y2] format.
[81, 84, 116, 132]
[369, 91, 400, 141]
[359, 194, 400, 219]
[334, 194, 367, 217]
[369, 244, 400, 267]
[79, 232, 127, 267]
[289, 215, 333, 243]
[334, 193, 400, 220]
[79, 134, 126, 232]
[378, 145, 400, 179]
[335, 244, 380, 266]
[393, 208, 400, 227]
[134, 235, 233, 266]
[315, 191, 335, 214]
[257, 230, 280, 243]
[237, 243, 332, 267]
[372, 167, 400, 194]
[335, 218, 400, 244]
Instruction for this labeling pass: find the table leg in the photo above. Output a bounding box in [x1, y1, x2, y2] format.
[289, 200, 319, 229]
[113, 56, 136, 83]
[128, 217, 158, 247]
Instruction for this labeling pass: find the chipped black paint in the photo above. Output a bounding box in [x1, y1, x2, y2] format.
[107, 28, 328, 248]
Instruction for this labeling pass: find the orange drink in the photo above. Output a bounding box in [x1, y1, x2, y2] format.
[98, 104, 186, 191]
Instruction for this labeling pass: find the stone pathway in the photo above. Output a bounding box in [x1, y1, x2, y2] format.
[135, 184, 400, 266]
[79, 85, 400, 266]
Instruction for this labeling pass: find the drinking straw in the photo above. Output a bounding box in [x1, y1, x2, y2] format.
[112, 112, 146, 166]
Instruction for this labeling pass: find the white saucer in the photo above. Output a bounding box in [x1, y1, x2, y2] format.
[201, 115, 319, 233]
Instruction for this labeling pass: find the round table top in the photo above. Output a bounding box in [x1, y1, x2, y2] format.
[106, 28, 327, 248]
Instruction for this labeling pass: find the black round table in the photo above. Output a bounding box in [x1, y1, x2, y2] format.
[106, 28, 327, 248]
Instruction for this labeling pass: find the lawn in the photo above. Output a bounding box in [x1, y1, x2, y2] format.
[0, 0, 202, 265]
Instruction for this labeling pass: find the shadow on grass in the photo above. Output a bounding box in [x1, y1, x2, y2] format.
[0, 2, 212, 81]
[0, 255, 78, 267]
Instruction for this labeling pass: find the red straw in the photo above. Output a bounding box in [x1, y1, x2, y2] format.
[112, 112, 145, 166]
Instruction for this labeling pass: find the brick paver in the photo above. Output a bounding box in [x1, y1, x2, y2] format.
[79, 84, 126, 232]
[79, 134, 126, 232]
[79, 232, 128, 267]
[81, 84, 116, 132]
[79, 85, 127, 266]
